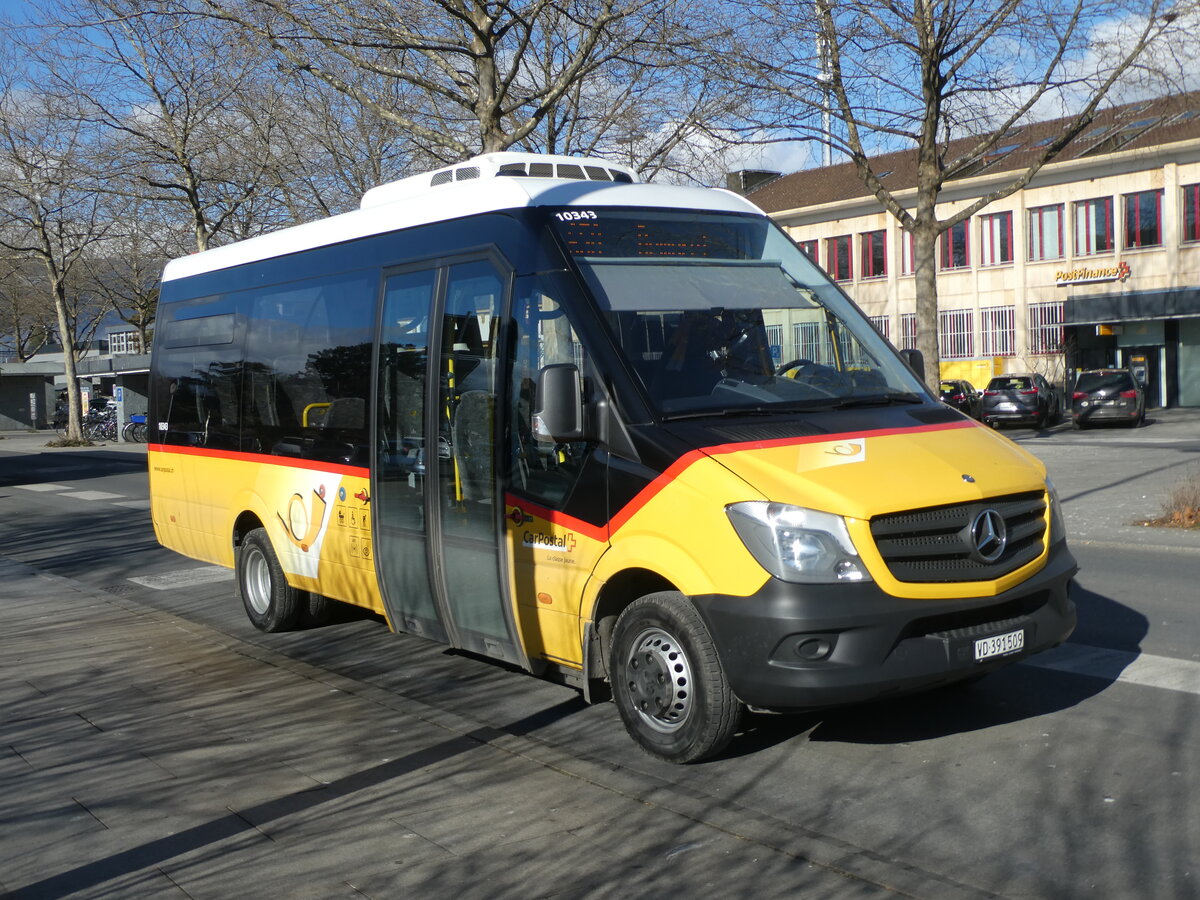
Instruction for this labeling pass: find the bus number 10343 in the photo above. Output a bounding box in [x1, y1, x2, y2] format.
[554, 210, 597, 221]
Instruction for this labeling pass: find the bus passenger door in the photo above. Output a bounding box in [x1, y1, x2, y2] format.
[374, 260, 525, 666]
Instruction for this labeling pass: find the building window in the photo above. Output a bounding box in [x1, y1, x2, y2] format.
[1183, 184, 1200, 243]
[1124, 189, 1163, 248]
[826, 235, 852, 281]
[1073, 197, 1114, 256]
[980, 306, 1016, 357]
[899, 313, 917, 350]
[860, 230, 887, 279]
[980, 211, 1013, 266]
[938, 308, 974, 360]
[108, 331, 142, 355]
[939, 221, 970, 270]
[793, 321, 836, 366]
[1027, 301, 1064, 355]
[1028, 204, 1064, 260]
[797, 239, 819, 262]
[869, 314, 890, 341]
[900, 231, 915, 275]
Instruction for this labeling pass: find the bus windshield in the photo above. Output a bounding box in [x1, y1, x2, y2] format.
[551, 209, 926, 418]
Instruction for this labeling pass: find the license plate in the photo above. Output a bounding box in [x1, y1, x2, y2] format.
[974, 628, 1025, 661]
[997, 402, 1016, 410]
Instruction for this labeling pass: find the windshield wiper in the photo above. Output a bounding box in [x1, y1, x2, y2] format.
[660, 405, 784, 422]
[830, 392, 926, 409]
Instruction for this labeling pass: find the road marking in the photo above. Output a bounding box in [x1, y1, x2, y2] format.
[130, 566, 234, 590]
[14, 483, 70, 492]
[1023, 643, 1200, 696]
[57, 490, 126, 501]
[114, 500, 152, 510]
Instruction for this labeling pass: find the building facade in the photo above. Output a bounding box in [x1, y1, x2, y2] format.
[747, 92, 1200, 407]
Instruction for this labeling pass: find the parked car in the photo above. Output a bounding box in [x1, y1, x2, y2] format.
[1071, 368, 1145, 429]
[939, 379, 981, 418]
[981, 373, 1059, 429]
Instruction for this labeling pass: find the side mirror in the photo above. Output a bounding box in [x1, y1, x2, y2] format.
[533, 364, 586, 442]
[899, 348, 926, 385]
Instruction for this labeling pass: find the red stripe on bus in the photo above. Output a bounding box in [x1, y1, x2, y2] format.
[502, 493, 609, 543]
[510, 420, 977, 543]
[147, 444, 370, 479]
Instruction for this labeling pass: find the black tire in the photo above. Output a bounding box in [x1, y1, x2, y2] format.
[610, 592, 742, 763]
[236, 527, 302, 632]
[305, 593, 335, 626]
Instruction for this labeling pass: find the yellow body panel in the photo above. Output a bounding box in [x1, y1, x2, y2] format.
[152, 418, 1053, 669]
[148, 447, 387, 617]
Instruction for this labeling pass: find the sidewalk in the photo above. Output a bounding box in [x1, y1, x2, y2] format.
[0, 430, 147, 455]
[0, 557, 892, 900]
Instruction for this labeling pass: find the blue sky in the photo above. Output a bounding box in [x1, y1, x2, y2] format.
[0, 1, 32, 23]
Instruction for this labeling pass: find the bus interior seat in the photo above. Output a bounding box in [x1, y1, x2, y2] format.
[452, 389, 494, 503]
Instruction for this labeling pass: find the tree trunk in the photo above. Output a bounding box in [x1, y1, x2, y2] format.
[52, 280, 84, 441]
[911, 219, 941, 388]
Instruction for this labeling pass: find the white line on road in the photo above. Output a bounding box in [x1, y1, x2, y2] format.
[58, 490, 126, 501]
[14, 483, 70, 492]
[1023, 642, 1200, 696]
[130, 566, 234, 590]
[114, 500, 152, 510]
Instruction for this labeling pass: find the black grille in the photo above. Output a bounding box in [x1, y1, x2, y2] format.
[869, 491, 1046, 583]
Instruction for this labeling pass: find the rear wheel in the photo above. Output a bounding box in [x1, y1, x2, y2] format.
[610, 592, 742, 763]
[236, 527, 302, 632]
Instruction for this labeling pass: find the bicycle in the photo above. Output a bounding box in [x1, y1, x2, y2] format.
[121, 414, 149, 443]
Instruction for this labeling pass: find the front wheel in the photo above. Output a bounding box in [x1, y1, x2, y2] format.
[236, 527, 302, 632]
[610, 592, 742, 763]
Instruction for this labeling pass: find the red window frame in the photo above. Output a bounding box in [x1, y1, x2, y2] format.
[1183, 184, 1200, 243]
[1028, 204, 1064, 261]
[1124, 189, 1163, 248]
[939, 221, 970, 270]
[826, 234, 853, 281]
[980, 211, 1013, 266]
[859, 230, 887, 279]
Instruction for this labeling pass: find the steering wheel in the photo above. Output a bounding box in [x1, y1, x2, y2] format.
[776, 358, 844, 393]
[776, 358, 814, 378]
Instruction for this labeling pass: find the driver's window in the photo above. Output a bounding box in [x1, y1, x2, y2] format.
[509, 283, 590, 508]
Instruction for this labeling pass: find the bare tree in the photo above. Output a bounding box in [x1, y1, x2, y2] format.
[194, 0, 713, 164]
[0, 72, 114, 440]
[0, 256, 57, 362]
[80, 195, 175, 356]
[724, 0, 1187, 384]
[265, 72, 427, 220]
[34, 0, 295, 252]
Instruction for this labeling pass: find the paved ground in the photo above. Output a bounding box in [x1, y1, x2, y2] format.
[2, 413, 1198, 898]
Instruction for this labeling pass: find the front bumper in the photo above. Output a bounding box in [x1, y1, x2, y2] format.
[692, 541, 1078, 710]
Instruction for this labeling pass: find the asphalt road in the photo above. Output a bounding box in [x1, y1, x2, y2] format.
[1, 419, 1198, 898]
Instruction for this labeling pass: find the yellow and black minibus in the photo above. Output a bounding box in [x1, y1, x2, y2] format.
[148, 152, 1077, 762]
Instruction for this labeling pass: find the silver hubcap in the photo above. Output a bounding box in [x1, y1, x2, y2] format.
[243, 547, 272, 615]
[623, 626, 693, 733]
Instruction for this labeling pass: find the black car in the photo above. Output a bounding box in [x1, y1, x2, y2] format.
[939, 379, 981, 418]
[1071, 369, 1145, 429]
[981, 373, 1059, 429]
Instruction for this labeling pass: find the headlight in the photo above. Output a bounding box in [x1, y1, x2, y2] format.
[1046, 477, 1067, 545]
[726, 502, 871, 584]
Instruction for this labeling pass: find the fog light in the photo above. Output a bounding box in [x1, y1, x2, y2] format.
[835, 559, 867, 581]
[794, 635, 835, 661]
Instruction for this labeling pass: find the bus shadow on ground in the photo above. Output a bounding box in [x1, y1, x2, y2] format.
[722, 583, 1144, 757]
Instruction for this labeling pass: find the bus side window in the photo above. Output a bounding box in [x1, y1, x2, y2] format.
[509, 285, 590, 507]
[241, 272, 374, 462]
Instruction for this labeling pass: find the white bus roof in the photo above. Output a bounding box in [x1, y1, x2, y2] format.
[161, 152, 765, 284]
